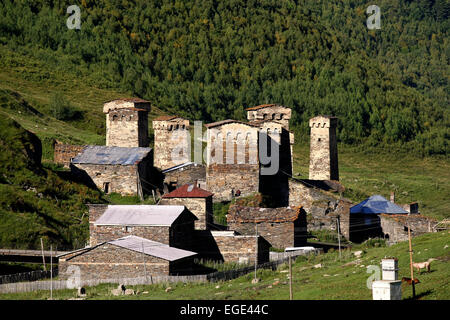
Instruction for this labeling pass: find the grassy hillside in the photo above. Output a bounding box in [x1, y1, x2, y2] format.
[0, 115, 104, 249]
[1, 231, 448, 300]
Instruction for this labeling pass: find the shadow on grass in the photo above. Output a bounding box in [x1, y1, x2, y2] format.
[404, 289, 433, 300]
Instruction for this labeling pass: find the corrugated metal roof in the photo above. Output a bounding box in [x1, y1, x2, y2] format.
[162, 184, 213, 198]
[108, 235, 197, 261]
[94, 205, 195, 226]
[350, 195, 408, 214]
[72, 146, 152, 165]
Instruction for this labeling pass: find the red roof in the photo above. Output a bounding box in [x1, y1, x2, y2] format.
[162, 184, 213, 198]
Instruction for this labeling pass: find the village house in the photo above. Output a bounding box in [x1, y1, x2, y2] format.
[226, 205, 307, 249]
[88, 204, 197, 251]
[192, 230, 270, 265]
[70, 145, 153, 197]
[58, 235, 197, 280]
[160, 184, 214, 230]
[162, 162, 206, 192]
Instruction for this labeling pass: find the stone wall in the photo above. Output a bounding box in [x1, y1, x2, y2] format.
[309, 116, 339, 181]
[193, 231, 269, 264]
[206, 122, 259, 202]
[90, 225, 171, 247]
[247, 105, 292, 130]
[90, 215, 195, 251]
[380, 214, 436, 243]
[159, 197, 213, 230]
[153, 118, 190, 170]
[288, 179, 350, 237]
[106, 108, 149, 147]
[207, 164, 259, 202]
[58, 243, 195, 280]
[71, 156, 153, 197]
[53, 144, 85, 168]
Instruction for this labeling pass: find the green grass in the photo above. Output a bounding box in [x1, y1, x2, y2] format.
[1, 231, 448, 300]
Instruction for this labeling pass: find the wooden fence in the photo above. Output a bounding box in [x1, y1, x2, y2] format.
[0, 269, 58, 285]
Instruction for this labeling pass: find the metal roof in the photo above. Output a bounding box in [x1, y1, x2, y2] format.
[94, 205, 196, 226]
[108, 235, 197, 261]
[71, 146, 152, 165]
[350, 195, 408, 214]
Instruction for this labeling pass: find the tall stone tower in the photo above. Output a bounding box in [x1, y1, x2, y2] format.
[103, 98, 151, 147]
[152, 116, 190, 170]
[309, 115, 339, 181]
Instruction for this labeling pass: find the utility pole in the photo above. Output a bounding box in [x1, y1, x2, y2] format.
[40, 238, 46, 271]
[336, 217, 342, 261]
[289, 256, 293, 300]
[50, 244, 53, 300]
[254, 222, 258, 282]
[408, 225, 416, 298]
[141, 241, 147, 282]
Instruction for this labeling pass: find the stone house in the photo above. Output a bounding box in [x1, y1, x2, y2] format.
[379, 214, 437, 244]
[70, 145, 153, 197]
[349, 195, 409, 242]
[162, 162, 206, 192]
[160, 184, 213, 230]
[58, 235, 197, 280]
[192, 230, 270, 265]
[152, 116, 190, 170]
[104, 98, 151, 148]
[88, 204, 197, 251]
[227, 205, 307, 249]
[205, 119, 260, 201]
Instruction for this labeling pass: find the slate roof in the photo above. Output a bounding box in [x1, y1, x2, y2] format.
[162, 184, 213, 198]
[204, 119, 259, 128]
[350, 195, 408, 214]
[108, 235, 197, 261]
[94, 205, 197, 226]
[227, 205, 302, 223]
[71, 146, 152, 165]
[161, 161, 203, 173]
[104, 98, 150, 104]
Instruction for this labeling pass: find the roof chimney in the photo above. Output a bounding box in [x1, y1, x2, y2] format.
[390, 191, 395, 203]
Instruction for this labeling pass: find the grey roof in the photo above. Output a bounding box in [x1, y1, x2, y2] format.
[350, 195, 408, 214]
[108, 235, 197, 261]
[72, 146, 152, 165]
[94, 205, 196, 226]
[162, 161, 195, 173]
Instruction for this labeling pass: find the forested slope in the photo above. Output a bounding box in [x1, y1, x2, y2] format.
[0, 0, 448, 155]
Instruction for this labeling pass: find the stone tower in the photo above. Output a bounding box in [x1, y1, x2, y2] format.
[103, 98, 151, 147]
[152, 116, 190, 170]
[309, 115, 339, 181]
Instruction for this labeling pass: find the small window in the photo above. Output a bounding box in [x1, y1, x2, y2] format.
[318, 138, 321, 142]
[103, 182, 110, 194]
[125, 226, 133, 233]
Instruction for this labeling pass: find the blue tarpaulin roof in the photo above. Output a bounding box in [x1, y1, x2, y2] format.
[350, 195, 408, 214]
[72, 146, 152, 165]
